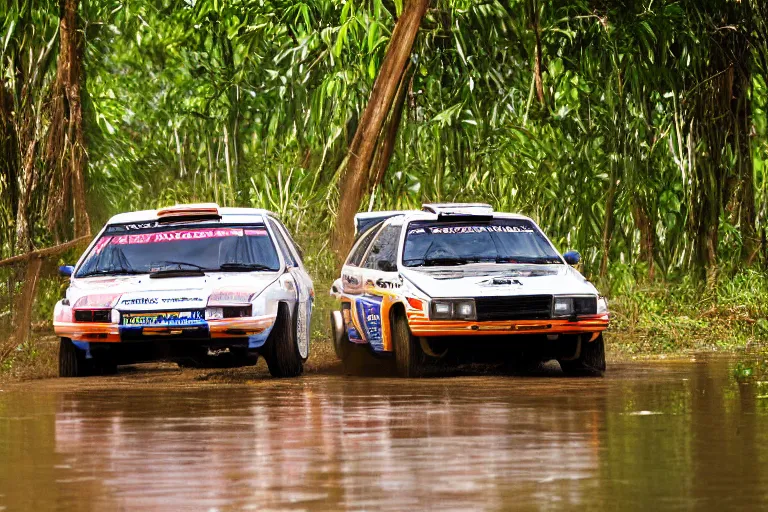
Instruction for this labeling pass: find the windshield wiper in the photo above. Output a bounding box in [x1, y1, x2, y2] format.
[496, 256, 562, 264]
[78, 269, 142, 277]
[217, 263, 274, 272]
[157, 260, 207, 270]
[422, 257, 469, 267]
[149, 268, 205, 278]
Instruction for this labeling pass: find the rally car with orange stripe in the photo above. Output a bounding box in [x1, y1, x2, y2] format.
[54, 204, 313, 377]
[329, 204, 609, 376]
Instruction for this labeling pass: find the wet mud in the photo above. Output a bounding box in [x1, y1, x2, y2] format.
[1, 355, 766, 510]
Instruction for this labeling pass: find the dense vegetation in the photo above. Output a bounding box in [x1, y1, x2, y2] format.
[1, 0, 767, 370]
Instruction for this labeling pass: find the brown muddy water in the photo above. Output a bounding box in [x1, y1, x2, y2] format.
[1, 355, 767, 511]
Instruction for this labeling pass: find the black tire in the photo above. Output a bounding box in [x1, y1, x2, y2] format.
[59, 338, 91, 377]
[559, 334, 606, 376]
[392, 309, 425, 377]
[262, 304, 303, 378]
[330, 310, 351, 362]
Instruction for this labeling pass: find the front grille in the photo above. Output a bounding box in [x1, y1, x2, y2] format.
[475, 295, 553, 321]
[74, 309, 111, 322]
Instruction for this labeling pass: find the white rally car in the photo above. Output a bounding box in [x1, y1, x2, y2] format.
[53, 204, 313, 377]
[330, 203, 609, 377]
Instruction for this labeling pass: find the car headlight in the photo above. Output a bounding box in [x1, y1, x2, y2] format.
[430, 299, 476, 321]
[597, 296, 608, 314]
[553, 296, 598, 317]
[208, 289, 255, 306]
[553, 297, 574, 316]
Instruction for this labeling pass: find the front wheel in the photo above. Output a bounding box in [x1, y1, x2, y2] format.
[262, 304, 303, 378]
[59, 338, 90, 377]
[559, 334, 606, 376]
[330, 310, 351, 362]
[392, 310, 425, 377]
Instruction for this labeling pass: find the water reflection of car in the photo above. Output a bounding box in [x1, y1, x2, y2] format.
[53, 203, 313, 378]
[329, 203, 609, 377]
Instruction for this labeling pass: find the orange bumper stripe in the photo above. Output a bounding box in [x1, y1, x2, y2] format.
[208, 315, 276, 338]
[54, 314, 277, 342]
[54, 322, 121, 342]
[406, 312, 609, 336]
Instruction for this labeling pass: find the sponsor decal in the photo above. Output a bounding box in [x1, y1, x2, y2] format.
[112, 228, 245, 245]
[160, 297, 204, 304]
[121, 310, 204, 326]
[409, 225, 534, 235]
[121, 297, 205, 306]
[95, 228, 271, 252]
[121, 297, 159, 305]
[356, 296, 383, 351]
[123, 222, 160, 231]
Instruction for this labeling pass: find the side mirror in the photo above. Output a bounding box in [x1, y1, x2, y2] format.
[563, 251, 581, 265]
[59, 265, 75, 277]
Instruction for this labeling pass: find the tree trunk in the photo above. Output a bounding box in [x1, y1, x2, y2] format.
[369, 63, 412, 192]
[529, 0, 544, 104]
[45, 0, 90, 239]
[599, 173, 617, 278]
[8, 257, 42, 349]
[633, 199, 655, 280]
[331, 0, 429, 259]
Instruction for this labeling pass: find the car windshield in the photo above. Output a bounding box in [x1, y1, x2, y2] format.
[402, 219, 562, 267]
[75, 226, 280, 277]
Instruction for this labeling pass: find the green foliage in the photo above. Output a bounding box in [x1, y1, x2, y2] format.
[608, 269, 768, 354]
[2, 0, 768, 376]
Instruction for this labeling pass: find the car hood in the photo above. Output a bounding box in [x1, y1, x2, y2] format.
[66, 272, 280, 311]
[400, 264, 598, 299]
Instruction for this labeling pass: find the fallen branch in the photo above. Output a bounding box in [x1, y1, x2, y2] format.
[0, 235, 91, 268]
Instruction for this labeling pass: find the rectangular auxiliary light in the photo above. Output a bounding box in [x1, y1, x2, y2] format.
[157, 203, 220, 221]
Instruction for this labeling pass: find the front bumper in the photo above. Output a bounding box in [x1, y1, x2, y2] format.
[53, 314, 277, 343]
[406, 310, 609, 337]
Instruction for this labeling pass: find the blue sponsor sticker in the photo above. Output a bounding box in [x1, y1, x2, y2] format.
[121, 310, 205, 326]
[356, 296, 384, 351]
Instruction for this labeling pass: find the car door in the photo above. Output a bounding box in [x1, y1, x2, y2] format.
[353, 221, 403, 351]
[340, 223, 382, 296]
[268, 217, 313, 360]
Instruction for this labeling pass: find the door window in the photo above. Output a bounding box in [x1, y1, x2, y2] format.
[268, 219, 297, 267]
[346, 224, 382, 267]
[363, 224, 401, 272]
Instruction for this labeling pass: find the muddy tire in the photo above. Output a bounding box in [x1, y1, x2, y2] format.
[559, 334, 606, 376]
[330, 310, 351, 362]
[59, 338, 90, 378]
[392, 310, 425, 377]
[262, 304, 303, 378]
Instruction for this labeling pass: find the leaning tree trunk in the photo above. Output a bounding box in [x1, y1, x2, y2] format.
[331, 0, 429, 260]
[45, 0, 90, 241]
[368, 63, 412, 192]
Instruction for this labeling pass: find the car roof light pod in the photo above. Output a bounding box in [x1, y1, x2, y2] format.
[422, 203, 494, 215]
[157, 203, 221, 221]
